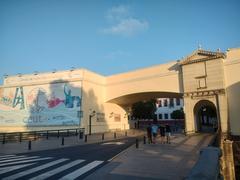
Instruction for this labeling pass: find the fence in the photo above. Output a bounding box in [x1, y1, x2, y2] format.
[0, 128, 85, 144]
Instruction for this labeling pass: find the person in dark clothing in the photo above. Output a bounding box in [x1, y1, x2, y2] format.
[165, 124, 171, 144]
[147, 123, 152, 144]
[159, 125, 165, 144]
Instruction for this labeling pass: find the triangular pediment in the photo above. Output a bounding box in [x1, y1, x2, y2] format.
[180, 49, 225, 65]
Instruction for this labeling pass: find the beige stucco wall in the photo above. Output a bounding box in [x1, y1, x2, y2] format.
[182, 58, 225, 93]
[182, 56, 228, 134]
[0, 68, 129, 133]
[0, 48, 239, 135]
[184, 93, 228, 134]
[105, 61, 181, 102]
[81, 69, 129, 133]
[224, 48, 240, 135]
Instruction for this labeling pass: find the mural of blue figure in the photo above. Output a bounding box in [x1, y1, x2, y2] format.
[64, 84, 81, 108]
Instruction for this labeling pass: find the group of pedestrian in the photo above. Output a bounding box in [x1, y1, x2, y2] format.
[146, 121, 171, 144]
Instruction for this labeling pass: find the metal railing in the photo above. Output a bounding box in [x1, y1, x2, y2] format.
[0, 128, 85, 144]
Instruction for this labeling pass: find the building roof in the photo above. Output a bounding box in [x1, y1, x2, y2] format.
[179, 49, 226, 65]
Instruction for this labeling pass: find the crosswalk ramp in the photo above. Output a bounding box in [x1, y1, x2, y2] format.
[0, 154, 104, 180]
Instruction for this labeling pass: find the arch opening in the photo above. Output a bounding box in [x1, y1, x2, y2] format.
[194, 100, 218, 133]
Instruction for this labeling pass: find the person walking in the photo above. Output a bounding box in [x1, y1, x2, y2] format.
[159, 124, 165, 144]
[151, 121, 159, 144]
[147, 122, 152, 144]
[165, 123, 171, 144]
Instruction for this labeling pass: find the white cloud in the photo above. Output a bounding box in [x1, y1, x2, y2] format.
[103, 18, 149, 36]
[102, 5, 149, 37]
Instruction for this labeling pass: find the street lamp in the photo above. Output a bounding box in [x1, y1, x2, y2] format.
[89, 109, 96, 135]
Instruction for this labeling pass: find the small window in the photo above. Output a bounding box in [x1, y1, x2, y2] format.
[164, 99, 168, 107]
[96, 113, 105, 122]
[164, 113, 168, 119]
[176, 98, 180, 106]
[158, 100, 162, 107]
[158, 114, 162, 120]
[197, 78, 206, 89]
[169, 98, 174, 107]
[114, 114, 121, 122]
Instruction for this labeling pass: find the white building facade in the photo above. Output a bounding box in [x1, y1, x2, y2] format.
[155, 98, 183, 120]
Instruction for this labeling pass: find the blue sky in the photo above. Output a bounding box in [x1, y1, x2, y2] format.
[0, 0, 240, 84]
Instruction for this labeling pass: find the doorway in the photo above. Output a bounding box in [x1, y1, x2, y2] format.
[194, 100, 218, 133]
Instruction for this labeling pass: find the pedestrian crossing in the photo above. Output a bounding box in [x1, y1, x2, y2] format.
[0, 154, 104, 180]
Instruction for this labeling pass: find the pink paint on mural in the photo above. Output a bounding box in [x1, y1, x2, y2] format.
[47, 97, 64, 108]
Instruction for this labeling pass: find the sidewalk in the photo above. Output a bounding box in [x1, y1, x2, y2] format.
[0, 129, 144, 155]
[84, 133, 214, 180]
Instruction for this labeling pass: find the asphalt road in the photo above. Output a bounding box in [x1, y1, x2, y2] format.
[0, 137, 136, 180]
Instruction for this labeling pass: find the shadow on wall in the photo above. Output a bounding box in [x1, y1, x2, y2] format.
[226, 82, 240, 136]
[24, 79, 108, 132]
[168, 62, 184, 93]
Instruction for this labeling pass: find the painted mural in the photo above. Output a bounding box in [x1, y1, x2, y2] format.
[0, 82, 82, 126]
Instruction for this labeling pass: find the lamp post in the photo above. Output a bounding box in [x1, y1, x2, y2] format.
[89, 109, 96, 135]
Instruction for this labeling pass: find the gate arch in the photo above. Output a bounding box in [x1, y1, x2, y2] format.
[193, 100, 218, 133]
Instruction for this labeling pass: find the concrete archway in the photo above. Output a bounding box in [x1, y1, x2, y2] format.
[193, 100, 218, 133]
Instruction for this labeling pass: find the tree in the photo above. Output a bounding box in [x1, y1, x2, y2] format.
[132, 99, 157, 119]
[171, 108, 184, 119]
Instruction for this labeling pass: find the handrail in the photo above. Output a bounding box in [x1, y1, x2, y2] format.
[1, 128, 85, 144]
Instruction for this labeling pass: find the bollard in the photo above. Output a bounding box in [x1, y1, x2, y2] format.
[57, 130, 60, 138]
[61, 137, 64, 146]
[34, 132, 37, 141]
[28, 140, 31, 150]
[114, 132, 116, 139]
[84, 135, 87, 142]
[79, 132, 83, 139]
[136, 138, 139, 148]
[19, 133, 22, 143]
[2, 134, 6, 144]
[46, 131, 49, 139]
[75, 129, 78, 136]
[102, 133, 104, 141]
[143, 136, 146, 144]
[125, 131, 127, 136]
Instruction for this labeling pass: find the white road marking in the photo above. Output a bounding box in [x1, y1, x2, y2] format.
[0, 155, 26, 161]
[29, 159, 85, 180]
[0, 163, 35, 175]
[0, 155, 16, 158]
[0, 157, 53, 167]
[0, 156, 39, 163]
[102, 141, 125, 145]
[3, 158, 68, 180]
[59, 161, 104, 180]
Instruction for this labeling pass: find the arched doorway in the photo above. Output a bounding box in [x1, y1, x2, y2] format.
[194, 100, 218, 133]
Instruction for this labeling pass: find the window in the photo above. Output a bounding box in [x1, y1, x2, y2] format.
[158, 100, 162, 107]
[197, 78, 207, 89]
[96, 113, 105, 122]
[164, 113, 169, 119]
[114, 114, 121, 122]
[169, 98, 174, 107]
[164, 99, 168, 107]
[158, 114, 162, 120]
[176, 98, 180, 106]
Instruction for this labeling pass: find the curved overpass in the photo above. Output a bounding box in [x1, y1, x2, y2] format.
[105, 61, 183, 106]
